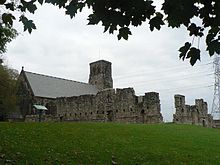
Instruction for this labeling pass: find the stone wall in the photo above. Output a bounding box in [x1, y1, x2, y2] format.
[173, 95, 213, 127]
[17, 70, 33, 118]
[25, 114, 60, 122]
[56, 88, 163, 123]
[18, 60, 162, 124]
[89, 60, 113, 90]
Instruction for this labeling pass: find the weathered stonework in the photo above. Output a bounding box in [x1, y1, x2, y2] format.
[17, 60, 163, 123]
[56, 88, 163, 123]
[89, 60, 113, 90]
[17, 71, 57, 118]
[173, 95, 213, 127]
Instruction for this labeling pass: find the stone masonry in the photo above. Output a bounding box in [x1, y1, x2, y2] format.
[173, 94, 213, 127]
[56, 89, 163, 123]
[18, 60, 163, 123]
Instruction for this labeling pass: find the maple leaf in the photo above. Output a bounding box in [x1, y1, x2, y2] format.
[117, 27, 131, 40]
[179, 42, 191, 60]
[186, 47, 200, 66]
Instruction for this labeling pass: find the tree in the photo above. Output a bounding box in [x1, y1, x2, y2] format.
[0, 0, 220, 65]
[0, 24, 18, 54]
[0, 61, 18, 121]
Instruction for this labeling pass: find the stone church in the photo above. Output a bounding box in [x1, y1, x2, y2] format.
[17, 60, 163, 123]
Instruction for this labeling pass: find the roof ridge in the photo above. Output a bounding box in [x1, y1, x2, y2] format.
[24, 71, 93, 86]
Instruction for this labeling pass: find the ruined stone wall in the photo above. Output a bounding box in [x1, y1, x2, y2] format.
[25, 114, 60, 122]
[56, 88, 163, 124]
[33, 97, 57, 115]
[173, 95, 213, 127]
[56, 95, 95, 121]
[142, 92, 163, 123]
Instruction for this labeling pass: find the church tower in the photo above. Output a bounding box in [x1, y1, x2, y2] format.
[89, 60, 113, 90]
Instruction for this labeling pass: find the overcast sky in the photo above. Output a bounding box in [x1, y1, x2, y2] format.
[5, 3, 214, 121]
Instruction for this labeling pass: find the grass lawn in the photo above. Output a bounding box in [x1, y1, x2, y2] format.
[0, 122, 220, 165]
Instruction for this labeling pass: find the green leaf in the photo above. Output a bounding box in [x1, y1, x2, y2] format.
[25, 20, 36, 33]
[45, 0, 67, 8]
[187, 23, 198, 36]
[19, 16, 36, 33]
[5, 3, 15, 11]
[178, 42, 191, 60]
[38, 0, 44, 5]
[207, 40, 220, 56]
[2, 13, 15, 26]
[109, 24, 117, 34]
[117, 27, 131, 40]
[186, 47, 200, 66]
[87, 14, 100, 25]
[21, 0, 37, 14]
[162, 0, 198, 28]
[209, 27, 220, 35]
[149, 13, 165, 31]
[187, 23, 204, 37]
[65, 1, 78, 18]
[206, 33, 215, 44]
[0, 0, 6, 5]
[45, 0, 56, 5]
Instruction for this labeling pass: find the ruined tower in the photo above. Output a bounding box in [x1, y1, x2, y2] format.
[174, 94, 185, 115]
[173, 95, 213, 127]
[89, 60, 113, 90]
[142, 92, 163, 123]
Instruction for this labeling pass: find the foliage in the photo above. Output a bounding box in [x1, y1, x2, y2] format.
[1, 0, 220, 65]
[0, 25, 17, 54]
[0, 63, 18, 120]
[0, 123, 219, 164]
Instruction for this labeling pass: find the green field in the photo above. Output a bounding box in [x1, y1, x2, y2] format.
[0, 122, 220, 165]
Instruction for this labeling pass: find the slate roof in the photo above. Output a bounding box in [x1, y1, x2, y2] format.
[24, 71, 98, 98]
